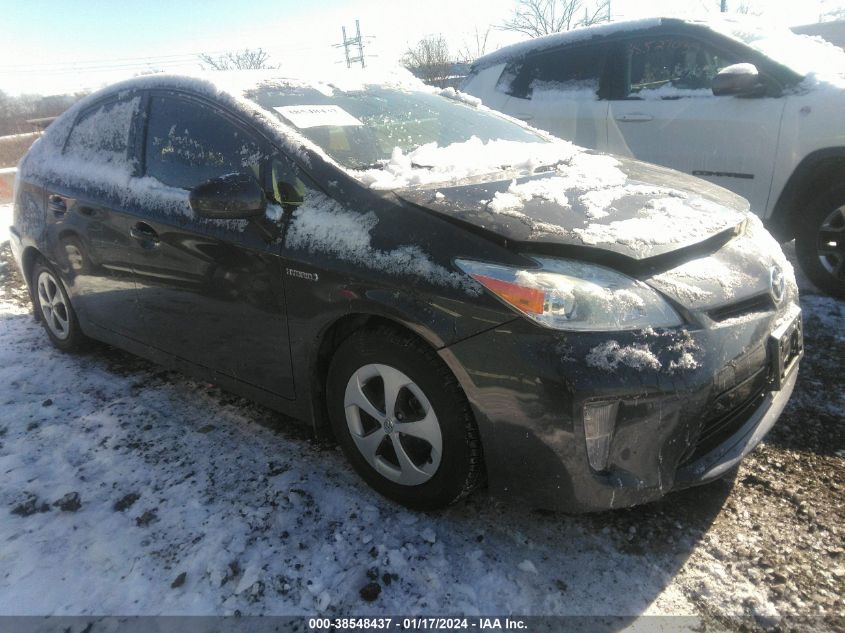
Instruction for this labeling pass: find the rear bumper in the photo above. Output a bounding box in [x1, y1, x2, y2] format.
[439, 309, 800, 513]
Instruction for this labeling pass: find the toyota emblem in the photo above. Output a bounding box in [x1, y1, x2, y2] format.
[770, 266, 786, 303]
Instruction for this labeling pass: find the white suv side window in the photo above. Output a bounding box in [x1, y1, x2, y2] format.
[624, 36, 739, 99]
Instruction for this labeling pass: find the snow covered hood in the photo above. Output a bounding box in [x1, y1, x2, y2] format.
[395, 153, 750, 262]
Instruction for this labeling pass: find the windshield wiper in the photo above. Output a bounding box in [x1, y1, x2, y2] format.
[533, 159, 569, 174]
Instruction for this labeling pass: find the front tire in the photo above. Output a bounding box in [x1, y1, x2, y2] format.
[795, 185, 845, 298]
[326, 326, 483, 510]
[32, 260, 86, 352]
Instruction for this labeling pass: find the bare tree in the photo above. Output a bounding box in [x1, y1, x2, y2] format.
[401, 35, 456, 86]
[735, 1, 762, 15]
[820, 6, 845, 21]
[458, 27, 492, 64]
[500, 0, 609, 38]
[198, 48, 274, 71]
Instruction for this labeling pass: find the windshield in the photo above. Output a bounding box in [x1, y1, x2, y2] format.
[248, 85, 546, 169]
[713, 21, 845, 77]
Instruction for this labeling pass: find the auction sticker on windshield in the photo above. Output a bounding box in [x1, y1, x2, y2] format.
[274, 104, 363, 128]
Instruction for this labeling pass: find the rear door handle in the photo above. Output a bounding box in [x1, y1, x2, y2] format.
[615, 113, 654, 122]
[129, 222, 160, 246]
[513, 113, 534, 121]
[48, 194, 67, 216]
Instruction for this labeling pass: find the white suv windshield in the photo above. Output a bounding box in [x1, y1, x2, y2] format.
[249, 86, 546, 169]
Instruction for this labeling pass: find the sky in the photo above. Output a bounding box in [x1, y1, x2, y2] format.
[1, 0, 843, 96]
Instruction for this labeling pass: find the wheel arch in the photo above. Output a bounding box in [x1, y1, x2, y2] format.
[769, 148, 845, 241]
[20, 245, 46, 313]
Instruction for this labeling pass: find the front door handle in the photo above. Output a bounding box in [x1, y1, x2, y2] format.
[615, 112, 654, 122]
[129, 222, 160, 247]
[513, 113, 534, 121]
[48, 195, 68, 216]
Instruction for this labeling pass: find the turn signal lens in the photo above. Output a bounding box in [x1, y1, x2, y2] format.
[470, 274, 545, 314]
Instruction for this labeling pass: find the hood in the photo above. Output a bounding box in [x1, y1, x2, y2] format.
[395, 155, 749, 264]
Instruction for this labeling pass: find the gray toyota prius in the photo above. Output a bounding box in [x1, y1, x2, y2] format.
[9, 69, 802, 511]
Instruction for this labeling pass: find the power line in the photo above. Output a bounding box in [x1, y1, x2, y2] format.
[336, 19, 370, 69]
[0, 42, 333, 75]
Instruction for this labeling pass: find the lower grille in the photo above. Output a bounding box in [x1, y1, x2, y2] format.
[678, 368, 769, 466]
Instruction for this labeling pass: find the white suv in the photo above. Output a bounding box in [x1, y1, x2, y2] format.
[462, 17, 845, 297]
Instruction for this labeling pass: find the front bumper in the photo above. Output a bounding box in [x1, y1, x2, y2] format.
[439, 306, 801, 512]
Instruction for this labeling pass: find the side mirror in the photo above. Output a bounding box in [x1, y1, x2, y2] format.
[712, 63, 766, 97]
[189, 173, 267, 219]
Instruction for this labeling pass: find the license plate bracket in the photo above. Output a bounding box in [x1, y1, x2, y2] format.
[768, 311, 803, 391]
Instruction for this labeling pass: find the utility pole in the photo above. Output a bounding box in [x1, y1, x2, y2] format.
[339, 20, 366, 69]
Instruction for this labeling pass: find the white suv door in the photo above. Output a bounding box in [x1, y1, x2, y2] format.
[605, 34, 787, 216]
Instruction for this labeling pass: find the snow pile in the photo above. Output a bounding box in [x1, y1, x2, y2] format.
[586, 340, 661, 371]
[357, 137, 579, 191]
[573, 195, 743, 258]
[530, 79, 600, 101]
[286, 191, 479, 294]
[709, 17, 845, 89]
[487, 160, 692, 226]
[634, 86, 713, 100]
[486, 153, 626, 218]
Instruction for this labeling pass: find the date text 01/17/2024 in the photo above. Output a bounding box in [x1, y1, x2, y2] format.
[307, 617, 528, 630]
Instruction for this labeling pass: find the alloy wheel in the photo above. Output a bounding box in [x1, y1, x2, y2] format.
[818, 205, 845, 280]
[37, 270, 71, 341]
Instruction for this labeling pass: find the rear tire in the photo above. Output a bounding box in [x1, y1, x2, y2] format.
[326, 326, 483, 510]
[795, 185, 845, 298]
[31, 260, 86, 352]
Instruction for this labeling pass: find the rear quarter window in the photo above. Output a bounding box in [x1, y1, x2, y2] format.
[64, 97, 140, 166]
[496, 44, 609, 100]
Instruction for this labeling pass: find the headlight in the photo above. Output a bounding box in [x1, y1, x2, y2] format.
[455, 257, 682, 331]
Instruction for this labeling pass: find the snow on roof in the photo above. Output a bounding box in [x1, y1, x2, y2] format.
[472, 18, 664, 68]
[473, 15, 845, 87]
[26, 65, 429, 179]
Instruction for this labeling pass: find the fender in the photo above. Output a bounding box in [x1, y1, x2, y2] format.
[768, 147, 845, 241]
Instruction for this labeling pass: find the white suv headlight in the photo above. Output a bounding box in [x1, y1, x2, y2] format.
[456, 257, 682, 331]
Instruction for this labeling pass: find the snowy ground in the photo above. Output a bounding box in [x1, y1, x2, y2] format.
[0, 219, 842, 631]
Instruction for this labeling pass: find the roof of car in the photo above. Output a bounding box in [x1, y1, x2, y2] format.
[471, 17, 668, 68]
[469, 16, 774, 69]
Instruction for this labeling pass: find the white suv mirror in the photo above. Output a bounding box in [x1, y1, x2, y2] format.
[712, 63, 765, 97]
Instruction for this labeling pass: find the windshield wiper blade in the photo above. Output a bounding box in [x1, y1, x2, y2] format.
[533, 159, 569, 174]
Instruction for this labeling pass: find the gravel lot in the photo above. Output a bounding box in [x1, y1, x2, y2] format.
[0, 229, 842, 631]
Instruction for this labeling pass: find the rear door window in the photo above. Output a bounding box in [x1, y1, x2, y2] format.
[496, 44, 609, 100]
[144, 95, 263, 190]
